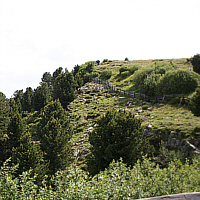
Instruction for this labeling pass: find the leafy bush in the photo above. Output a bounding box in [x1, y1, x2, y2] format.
[121, 71, 131, 79]
[99, 70, 112, 80]
[119, 66, 129, 74]
[190, 54, 200, 74]
[88, 109, 151, 174]
[1, 157, 200, 199]
[129, 65, 140, 74]
[102, 59, 108, 63]
[189, 87, 200, 116]
[156, 69, 198, 95]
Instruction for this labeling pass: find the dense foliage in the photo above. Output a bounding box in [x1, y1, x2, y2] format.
[0, 157, 200, 199]
[89, 109, 151, 174]
[156, 69, 198, 95]
[189, 87, 200, 116]
[190, 54, 200, 74]
[132, 62, 174, 96]
[0, 57, 200, 199]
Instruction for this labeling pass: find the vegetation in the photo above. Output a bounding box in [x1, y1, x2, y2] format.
[189, 87, 200, 116]
[190, 53, 200, 74]
[0, 56, 200, 198]
[88, 109, 151, 174]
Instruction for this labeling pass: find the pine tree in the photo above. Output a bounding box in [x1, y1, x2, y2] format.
[13, 89, 23, 113]
[7, 113, 25, 158]
[33, 82, 52, 111]
[0, 92, 10, 165]
[89, 109, 151, 174]
[36, 100, 72, 175]
[41, 72, 52, 87]
[53, 72, 77, 109]
[12, 131, 48, 183]
[22, 87, 33, 112]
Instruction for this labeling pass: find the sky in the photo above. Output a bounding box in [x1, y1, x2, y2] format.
[0, 0, 200, 98]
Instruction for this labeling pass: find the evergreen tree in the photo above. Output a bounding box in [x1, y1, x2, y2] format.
[12, 131, 48, 183]
[0, 92, 10, 165]
[36, 100, 72, 175]
[41, 72, 52, 87]
[73, 64, 81, 76]
[7, 113, 25, 157]
[13, 89, 23, 113]
[52, 67, 63, 85]
[53, 72, 77, 109]
[22, 87, 33, 112]
[33, 82, 52, 111]
[89, 109, 151, 174]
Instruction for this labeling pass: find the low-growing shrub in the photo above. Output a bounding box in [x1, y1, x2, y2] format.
[156, 69, 198, 95]
[99, 70, 112, 80]
[121, 71, 131, 79]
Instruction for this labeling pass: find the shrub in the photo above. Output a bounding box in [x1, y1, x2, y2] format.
[102, 59, 108, 63]
[119, 66, 129, 74]
[88, 109, 151, 174]
[121, 71, 131, 79]
[125, 57, 129, 61]
[99, 70, 112, 80]
[156, 69, 198, 95]
[129, 65, 140, 74]
[190, 54, 200, 74]
[189, 87, 200, 116]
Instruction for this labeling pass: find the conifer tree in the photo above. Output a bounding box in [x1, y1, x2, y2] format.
[7, 113, 25, 158]
[12, 131, 48, 183]
[33, 82, 52, 111]
[0, 92, 10, 165]
[22, 87, 33, 112]
[41, 72, 52, 87]
[13, 89, 23, 113]
[36, 100, 72, 175]
[89, 109, 151, 174]
[53, 72, 77, 109]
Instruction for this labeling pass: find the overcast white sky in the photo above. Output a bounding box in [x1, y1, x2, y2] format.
[0, 0, 200, 98]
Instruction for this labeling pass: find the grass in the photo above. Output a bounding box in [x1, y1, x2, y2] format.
[69, 79, 200, 167]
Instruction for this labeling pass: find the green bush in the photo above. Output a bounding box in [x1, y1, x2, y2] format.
[121, 71, 131, 79]
[129, 65, 140, 74]
[189, 87, 200, 116]
[88, 109, 151, 174]
[156, 69, 198, 95]
[190, 54, 200, 74]
[99, 70, 112, 80]
[1, 157, 200, 199]
[119, 66, 129, 74]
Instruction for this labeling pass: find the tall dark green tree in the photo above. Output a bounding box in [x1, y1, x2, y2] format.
[89, 109, 151, 174]
[11, 131, 48, 183]
[53, 72, 77, 109]
[52, 67, 63, 85]
[0, 92, 10, 165]
[22, 87, 33, 112]
[7, 113, 25, 156]
[41, 72, 52, 87]
[7, 113, 47, 182]
[13, 89, 23, 113]
[36, 100, 72, 175]
[33, 82, 52, 111]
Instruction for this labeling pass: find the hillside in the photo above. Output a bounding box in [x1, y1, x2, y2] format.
[1, 57, 200, 198]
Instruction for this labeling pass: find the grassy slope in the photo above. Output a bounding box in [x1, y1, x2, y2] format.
[68, 58, 199, 166]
